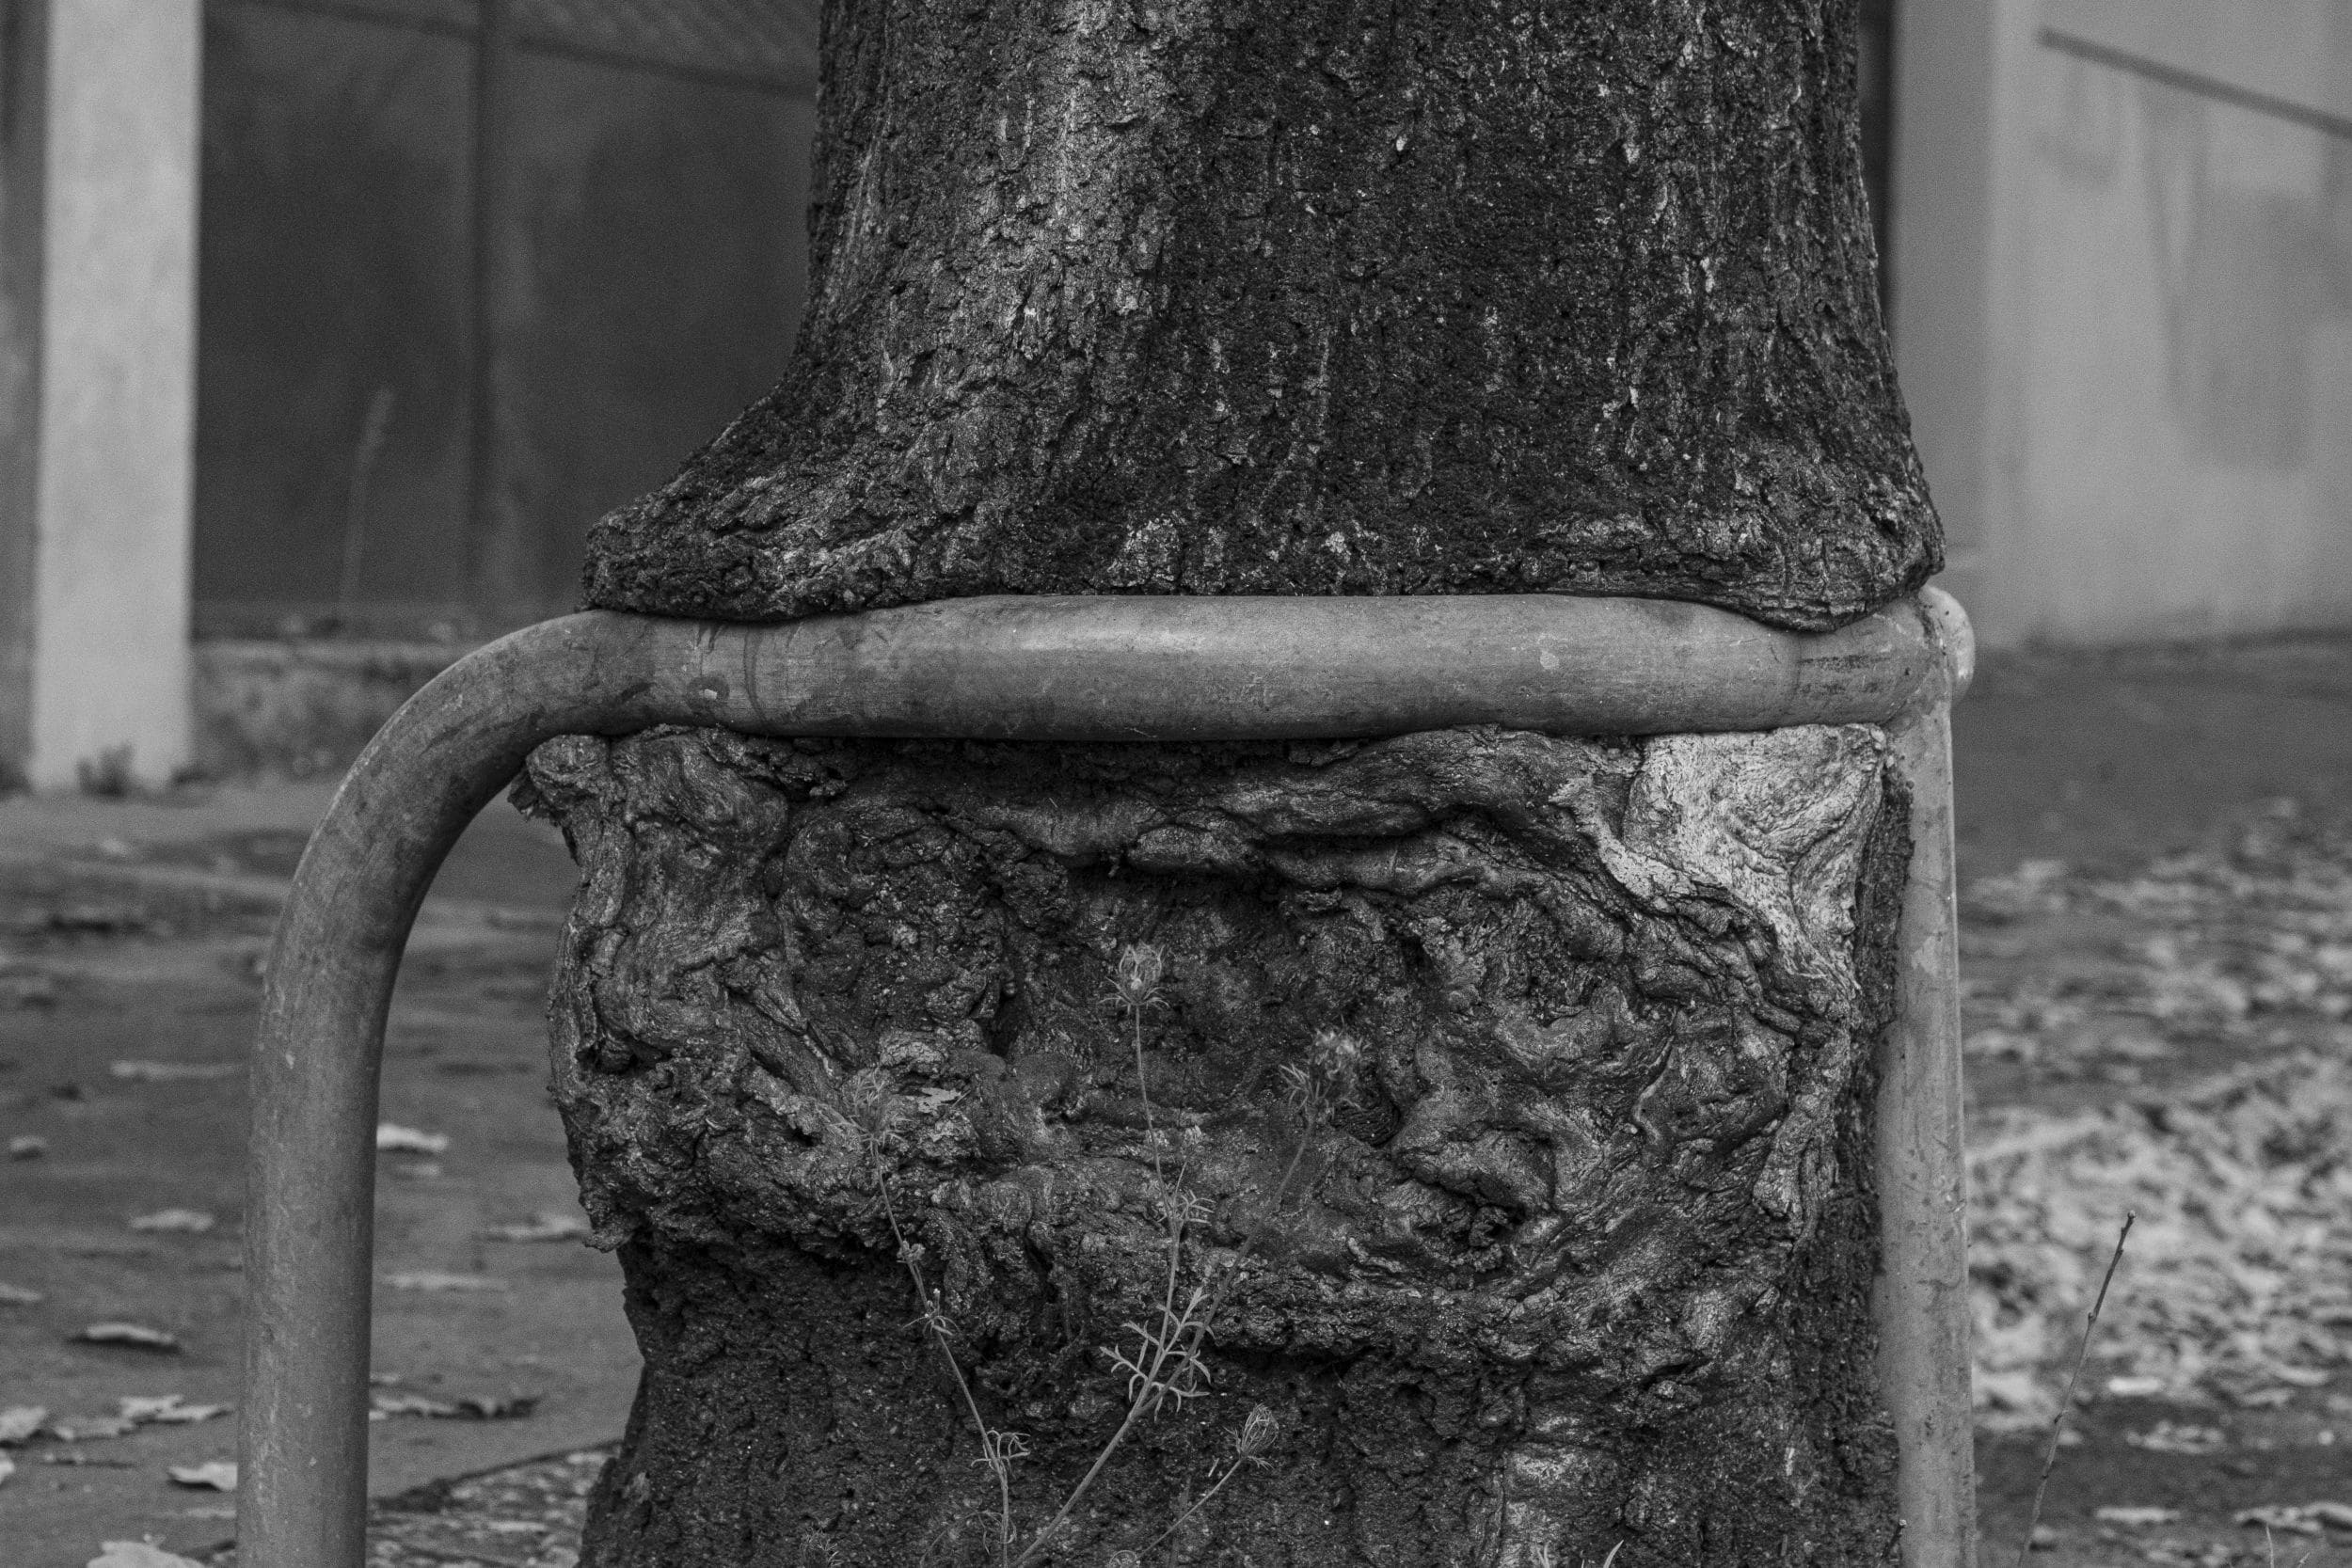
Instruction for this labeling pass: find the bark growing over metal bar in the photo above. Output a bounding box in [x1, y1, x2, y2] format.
[540, 4, 1947, 1561]
[582, 0, 1937, 632]
[523, 722, 1909, 1565]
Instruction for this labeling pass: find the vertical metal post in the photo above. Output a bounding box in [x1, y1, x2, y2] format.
[1877, 586, 1978, 1568]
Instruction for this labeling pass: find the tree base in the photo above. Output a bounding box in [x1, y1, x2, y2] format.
[522, 725, 1910, 1566]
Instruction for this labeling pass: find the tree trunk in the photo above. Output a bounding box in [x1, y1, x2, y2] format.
[583, 0, 1934, 632]
[540, 5, 1937, 1564]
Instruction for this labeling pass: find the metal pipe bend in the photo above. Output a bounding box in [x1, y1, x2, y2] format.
[241, 589, 1974, 1568]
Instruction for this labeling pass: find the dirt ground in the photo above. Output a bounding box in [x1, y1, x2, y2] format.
[4, 631, 2351, 1568]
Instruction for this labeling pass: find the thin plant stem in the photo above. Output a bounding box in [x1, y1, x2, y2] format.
[1134, 996, 1162, 1186]
[2016, 1211, 2135, 1568]
[908, 951, 1338, 1567]
[1012, 1265, 1210, 1565]
[876, 1159, 1016, 1568]
[1013, 1370, 1155, 1565]
[1144, 1459, 1248, 1553]
[1013, 1022, 1325, 1563]
[1155, 1111, 1318, 1392]
[1023, 1097, 1327, 1561]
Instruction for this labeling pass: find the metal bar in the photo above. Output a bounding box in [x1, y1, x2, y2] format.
[2040, 26, 2352, 145]
[551, 592, 1950, 743]
[242, 589, 1977, 1568]
[1877, 586, 1978, 1568]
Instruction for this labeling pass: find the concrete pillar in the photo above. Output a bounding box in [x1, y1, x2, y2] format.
[0, 0, 199, 789]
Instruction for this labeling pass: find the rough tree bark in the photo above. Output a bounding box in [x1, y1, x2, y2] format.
[584, 0, 1934, 631]
[537, 4, 1940, 1564]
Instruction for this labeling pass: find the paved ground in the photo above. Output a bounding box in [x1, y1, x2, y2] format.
[3, 630, 2351, 1566]
[1952, 635, 2352, 1567]
[0, 785, 633, 1565]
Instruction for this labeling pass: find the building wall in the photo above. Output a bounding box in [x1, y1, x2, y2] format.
[1899, 0, 2352, 647]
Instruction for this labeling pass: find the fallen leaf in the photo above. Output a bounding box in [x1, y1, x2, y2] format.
[2236, 1505, 2325, 1536]
[128, 1209, 215, 1234]
[383, 1271, 506, 1292]
[50, 1415, 136, 1441]
[0, 1406, 44, 1443]
[482, 1211, 590, 1243]
[2093, 1506, 2179, 1527]
[0, 1452, 12, 1488]
[374, 1122, 450, 1154]
[2124, 1421, 2226, 1455]
[108, 1060, 238, 1083]
[0, 1282, 42, 1306]
[369, 1389, 538, 1420]
[8, 1133, 47, 1159]
[0, 969, 56, 1007]
[2103, 1375, 2167, 1399]
[74, 1322, 182, 1352]
[118, 1396, 227, 1426]
[45, 903, 149, 935]
[87, 1545, 209, 1568]
[167, 1460, 237, 1491]
[2304, 1500, 2352, 1529]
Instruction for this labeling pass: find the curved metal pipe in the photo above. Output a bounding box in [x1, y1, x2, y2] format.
[1879, 585, 1978, 1568]
[242, 590, 1974, 1568]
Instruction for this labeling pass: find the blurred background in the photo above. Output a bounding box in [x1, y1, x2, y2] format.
[0, 0, 2347, 782]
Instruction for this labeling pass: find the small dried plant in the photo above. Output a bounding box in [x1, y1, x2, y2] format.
[2015, 1212, 2135, 1568]
[856, 941, 1355, 1565]
[854, 1069, 1025, 1566]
